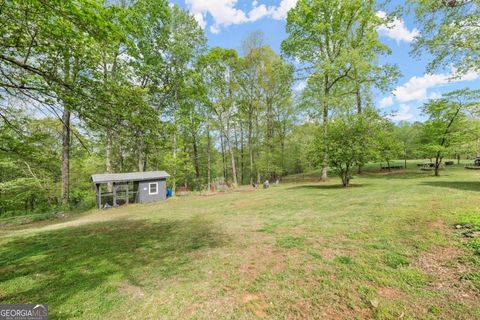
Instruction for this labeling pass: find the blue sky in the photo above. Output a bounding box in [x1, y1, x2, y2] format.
[171, 0, 480, 122]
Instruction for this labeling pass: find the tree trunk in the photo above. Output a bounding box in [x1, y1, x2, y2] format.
[248, 113, 254, 185]
[240, 122, 244, 185]
[104, 52, 117, 191]
[356, 86, 363, 174]
[61, 107, 71, 205]
[119, 144, 124, 172]
[434, 152, 442, 176]
[106, 128, 113, 192]
[223, 127, 238, 187]
[207, 125, 211, 191]
[255, 110, 261, 184]
[234, 126, 240, 184]
[138, 138, 145, 172]
[172, 128, 177, 194]
[357, 165, 363, 175]
[355, 86, 362, 114]
[320, 76, 329, 181]
[229, 145, 238, 187]
[60, 50, 72, 206]
[192, 134, 200, 180]
[220, 131, 227, 180]
[341, 170, 350, 187]
[281, 121, 286, 176]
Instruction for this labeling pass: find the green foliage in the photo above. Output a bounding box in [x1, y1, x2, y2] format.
[163, 150, 196, 189]
[1, 0, 480, 217]
[393, 121, 425, 160]
[409, 0, 480, 75]
[283, 123, 318, 174]
[314, 110, 383, 186]
[377, 122, 404, 167]
[282, 0, 399, 182]
[420, 89, 480, 175]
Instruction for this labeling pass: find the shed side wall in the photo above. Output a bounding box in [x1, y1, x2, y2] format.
[138, 179, 167, 203]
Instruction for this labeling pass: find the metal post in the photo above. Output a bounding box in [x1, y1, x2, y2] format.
[113, 182, 117, 206]
[125, 182, 129, 204]
[97, 184, 102, 209]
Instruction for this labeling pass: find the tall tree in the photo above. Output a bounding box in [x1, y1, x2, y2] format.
[410, 0, 480, 76]
[257, 47, 294, 180]
[199, 48, 240, 187]
[237, 32, 266, 184]
[421, 89, 480, 176]
[1, 0, 117, 205]
[282, 0, 387, 181]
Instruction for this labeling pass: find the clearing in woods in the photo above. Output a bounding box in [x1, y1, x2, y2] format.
[1, 165, 480, 319]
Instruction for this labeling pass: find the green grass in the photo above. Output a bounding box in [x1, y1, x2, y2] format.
[1, 165, 480, 319]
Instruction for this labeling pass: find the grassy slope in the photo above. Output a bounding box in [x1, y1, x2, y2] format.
[1, 164, 479, 319]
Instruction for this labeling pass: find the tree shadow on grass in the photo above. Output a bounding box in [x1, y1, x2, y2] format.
[287, 183, 367, 190]
[420, 181, 480, 192]
[362, 170, 432, 180]
[0, 218, 226, 319]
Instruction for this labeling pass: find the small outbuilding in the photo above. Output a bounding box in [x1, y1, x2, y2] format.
[91, 171, 170, 209]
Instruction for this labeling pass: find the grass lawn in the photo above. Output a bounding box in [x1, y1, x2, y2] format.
[1, 163, 480, 319]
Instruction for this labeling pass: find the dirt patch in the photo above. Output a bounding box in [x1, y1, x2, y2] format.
[427, 219, 448, 232]
[238, 245, 286, 278]
[241, 293, 260, 303]
[181, 294, 238, 318]
[321, 248, 335, 260]
[412, 245, 480, 307]
[316, 303, 371, 320]
[236, 231, 286, 280]
[232, 188, 256, 193]
[377, 287, 405, 300]
[240, 293, 268, 318]
[319, 247, 353, 261]
[319, 306, 344, 320]
[232, 199, 258, 209]
[201, 188, 256, 197]
[118, 281, 146, 299]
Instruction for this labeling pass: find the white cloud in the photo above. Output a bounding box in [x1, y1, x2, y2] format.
[269, 0, 298, 20]
[460, 69, 480, 81]
[248, 4, 270, 22]
[379, 96, 394, 109]
[192, 12, 206, 29]
[209, 25, 220, 34]
[185, 0, 249, 31]
[185, 0, 298, 32]
[376, 11, 419, 44]
[393, 70, 480, 103]
[388, 104, 414, 121]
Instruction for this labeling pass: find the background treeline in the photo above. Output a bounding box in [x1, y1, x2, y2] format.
[1, 0, 479, 216]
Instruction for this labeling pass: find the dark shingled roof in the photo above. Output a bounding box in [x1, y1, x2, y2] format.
[91, 171, 170, 184]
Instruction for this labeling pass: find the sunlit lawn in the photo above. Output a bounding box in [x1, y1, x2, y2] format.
[1, 162, 480, 319]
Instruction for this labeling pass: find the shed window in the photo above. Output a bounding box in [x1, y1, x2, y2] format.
[148, 182, 158, 195]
